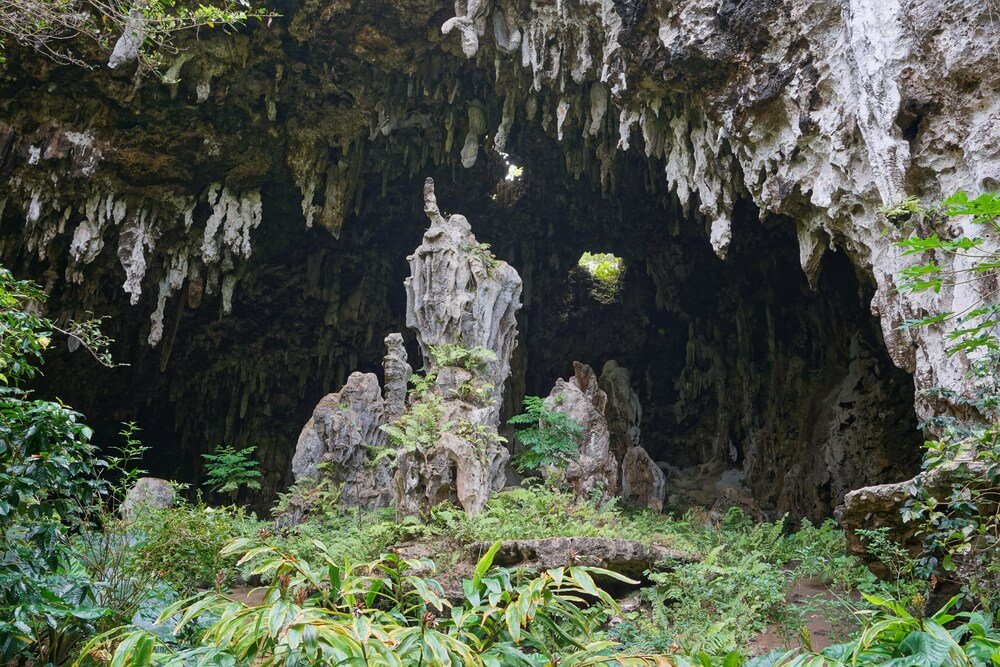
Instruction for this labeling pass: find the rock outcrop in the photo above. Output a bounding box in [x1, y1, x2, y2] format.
[290, 371, 393, 509]
[548, 362, 619, 503]
[468, 537, 695, 580]
[621, 446, 667, 512]
[394, 178, 522, 518]
[599, 360, 642, 462]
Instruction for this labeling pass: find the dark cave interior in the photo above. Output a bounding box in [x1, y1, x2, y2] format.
[2, 125, 922, 520]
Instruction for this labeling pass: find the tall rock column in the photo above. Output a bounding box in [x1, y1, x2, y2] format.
[393, 178, 522, 517]
[548, 362, 619, 504]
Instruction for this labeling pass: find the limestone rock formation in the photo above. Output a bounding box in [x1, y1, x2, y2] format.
[599, 360, 642, 462]
[621, 446, 666, 512]
[837, 458, 996, 566]
[383, 333, 411, 423]
[548, 362, 619, 503]
[404, 178, 522, 427]
[121, 477, 175, 522]
[394, 178, 521, 517]
[468, 537, 695, 580]
[289, 332, 411, 512]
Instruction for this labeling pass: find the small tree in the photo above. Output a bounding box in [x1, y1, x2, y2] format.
[201, 444, 262, 503]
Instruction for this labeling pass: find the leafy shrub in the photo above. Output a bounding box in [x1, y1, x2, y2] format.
[893, 191, 1000, 355]
[509, 394, 582, 474]
[639, 517, 791, 654]
[90, 539, 666, 666]
[0, 266, 122, 662]
[428, 343, 497, 370]
[129, 501, 264, 592]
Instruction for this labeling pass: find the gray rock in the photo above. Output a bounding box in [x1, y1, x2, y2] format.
[394, 178, 520, 518]
[599, 360, 642, 463]
[548, 362, 618, 503]
[290, 371, 393, 508]
[121, 477, 175, 522]
[621, 446, 666, 512]
[468, 537, 695, 579]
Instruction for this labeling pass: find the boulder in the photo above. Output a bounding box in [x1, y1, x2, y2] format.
[621, 446, 666, 512]
[548, 362, 618, 503]
[288, 330, 411, 515]
[837, 459, 996, 565]
[290, 372, 393, 508]
[121, 477, 175, 522]
[468, 537, 695, 580]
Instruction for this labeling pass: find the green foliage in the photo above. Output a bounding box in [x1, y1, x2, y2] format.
[638, 514, 792, 654]
[893, 191, 1000, 355]
[380, 382, 444, 457]
[578, 252, 625, 303]
[201, 444, 262, 499]
[428, 343, 497, 370]
[509, 394, 582, 473]
[130, 500, 263, 592]
[464, 241, 502, 269]
[774, 595, 1000, 667]
[0, 265, 124, 663]
[91, 538, 664, 666]
[0, 0, 275, 73]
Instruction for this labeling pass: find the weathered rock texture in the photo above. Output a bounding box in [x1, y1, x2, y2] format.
[121, 477, 175, 523]
[469, 537, 694, 580]
[2, 0, 991, 515]
[394, 178, 521, 517]
[548, 362, 619, 503]
[621, 446, 666, 512]
[288, 332, 411, 512]
[599, 360, 642, 462]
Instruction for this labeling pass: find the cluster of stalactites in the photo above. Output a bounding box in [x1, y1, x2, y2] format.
[338, 0, 741, 258]
[8, 166, 262, 348]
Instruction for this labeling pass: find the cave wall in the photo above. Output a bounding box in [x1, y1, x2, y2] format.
[0, 0, 993, 514]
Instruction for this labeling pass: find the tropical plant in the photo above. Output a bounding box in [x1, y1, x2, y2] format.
[428, 343, 497, 371]
[0, 265, 122, 662]
[893, 190, 1000, 356]
[201, 444, 262, 502]
[774, 595, 1000, 667]
[509, 394, 582, 474]
[0, 0, 275, 72]
[86, 538, 667, 666]
[129, 501, 263, 591]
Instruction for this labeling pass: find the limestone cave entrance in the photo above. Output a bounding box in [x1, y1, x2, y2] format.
[10, 127, 922, 519]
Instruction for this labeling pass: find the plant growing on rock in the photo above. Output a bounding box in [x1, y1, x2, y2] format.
[509, 394, 582, 474]
[0, 0, 275, 73]
[893, 191, 1000, 356]
[428, 343, 497, 371]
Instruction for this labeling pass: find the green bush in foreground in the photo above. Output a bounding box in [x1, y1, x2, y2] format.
[86, 540, 666, 666]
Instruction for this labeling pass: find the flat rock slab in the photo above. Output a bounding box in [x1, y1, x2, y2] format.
[468, 537, 695, 579]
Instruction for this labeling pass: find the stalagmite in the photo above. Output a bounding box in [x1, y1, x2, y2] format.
[547, 362, 618, 503]
[395, 178, 522, 517]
